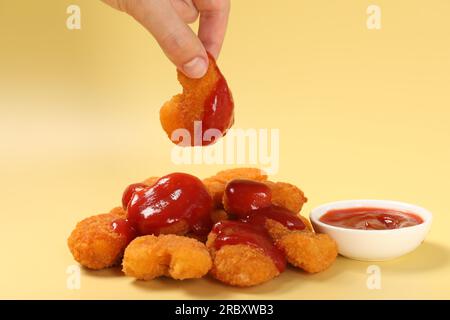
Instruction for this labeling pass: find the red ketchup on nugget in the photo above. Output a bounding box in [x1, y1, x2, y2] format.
[126, 173, 213, 236]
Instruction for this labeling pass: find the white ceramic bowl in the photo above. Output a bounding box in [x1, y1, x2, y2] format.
[310, 200, 432, 261]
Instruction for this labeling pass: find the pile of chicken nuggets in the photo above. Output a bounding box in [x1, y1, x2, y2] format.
[68, 168, 338, 287]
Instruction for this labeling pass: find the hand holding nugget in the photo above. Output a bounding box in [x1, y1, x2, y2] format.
[101, 0, 230, 78]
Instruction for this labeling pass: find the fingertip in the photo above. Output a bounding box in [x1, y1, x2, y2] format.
[181, 56, 209, 79]
[203, 43, 221, 60]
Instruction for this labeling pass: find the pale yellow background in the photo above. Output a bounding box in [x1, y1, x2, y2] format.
[1, 0, 449, 299]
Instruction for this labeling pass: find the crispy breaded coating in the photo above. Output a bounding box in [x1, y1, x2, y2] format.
[206, 233, 279, 287]
[203, 168, 268, 208]
[266, 220, 337, 273]
[264, 181, 307, 213]
[123, 235, 212, 280]
[212, 168, 268, 183]
[158, 220, 190, 236]
[263, 213, 313, 235]
[68, 213, 129, 270]
[109, 206, 126, 217]
[210, 209, 229, 224]
[142, 176, 159, 187]
[299, 215, 313, 232]
[266, 218, 297, 240]
[160, 54, 223, 145]
[203, 179, 226, 208]
[276, 232, 337, 273]
[208, 245, 279, 287]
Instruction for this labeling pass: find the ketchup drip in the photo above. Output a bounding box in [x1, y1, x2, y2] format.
[111, 218, 137, 245]
[126, 173, 213, 236]
[212, 220, 287, 272]
[242, 205, 306, 231]
[200, 53, 234, 146]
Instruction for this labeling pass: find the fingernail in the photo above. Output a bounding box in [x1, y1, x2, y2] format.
[182, 57, 208, 78]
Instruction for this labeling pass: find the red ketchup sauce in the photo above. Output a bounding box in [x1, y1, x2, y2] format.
[224, 179, 272, 217]
[126, 173, 213, 236]
[242, 205, 306, 231]
[111, 218, 137, 245]
[121, 183, 148, 209]
[201, 53, 234, 146]
[212, 220, 287, 272]
[320, 207, 424, 230]
[211, 204, 307, 272]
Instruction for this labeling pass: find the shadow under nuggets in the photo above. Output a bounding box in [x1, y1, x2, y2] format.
[81, 266, 124, 278]
[130, 264, 338, 299]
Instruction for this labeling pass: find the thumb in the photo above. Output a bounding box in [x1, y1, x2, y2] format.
[126, 0, 209, 78]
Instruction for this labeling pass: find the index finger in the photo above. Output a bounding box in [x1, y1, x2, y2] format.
[194, 0, 230, 59]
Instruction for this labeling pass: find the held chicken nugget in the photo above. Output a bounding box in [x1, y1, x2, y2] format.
[142, 176, 159, 187]
[266, 220, 337, 273]
[203, 168, 268, 208]
[122, 235, 212, 280]
[68, 213, 136, 270]
[206, 221, 283, 287]
[160, 52, 234, 146]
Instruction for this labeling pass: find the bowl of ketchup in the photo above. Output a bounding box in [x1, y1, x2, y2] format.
[310, 200, 432, 261]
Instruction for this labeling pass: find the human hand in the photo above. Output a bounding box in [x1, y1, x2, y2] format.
[102, 0, 230, 78]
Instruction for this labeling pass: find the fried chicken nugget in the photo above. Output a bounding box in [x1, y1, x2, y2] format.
[204, 168, 306, 213]
[142, 176, 159, 187]
[151, 220, 192, 236]
[298, 215, 313, 232]
[203, 168, 268, 208]
[109, 206, 126, 217]
[212, 168, 268, 183]
[123, 235, 212, 280]
[68, 212, 129, 270]
[184, 210, 229, 242]
[263, 181, 307, 213]
[129, 176, 201, 237]
[206, 233, 279, 287]
[160, 53, 234, 146]
[210, 209, 229, 224]
[266, 220, 337, 273]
